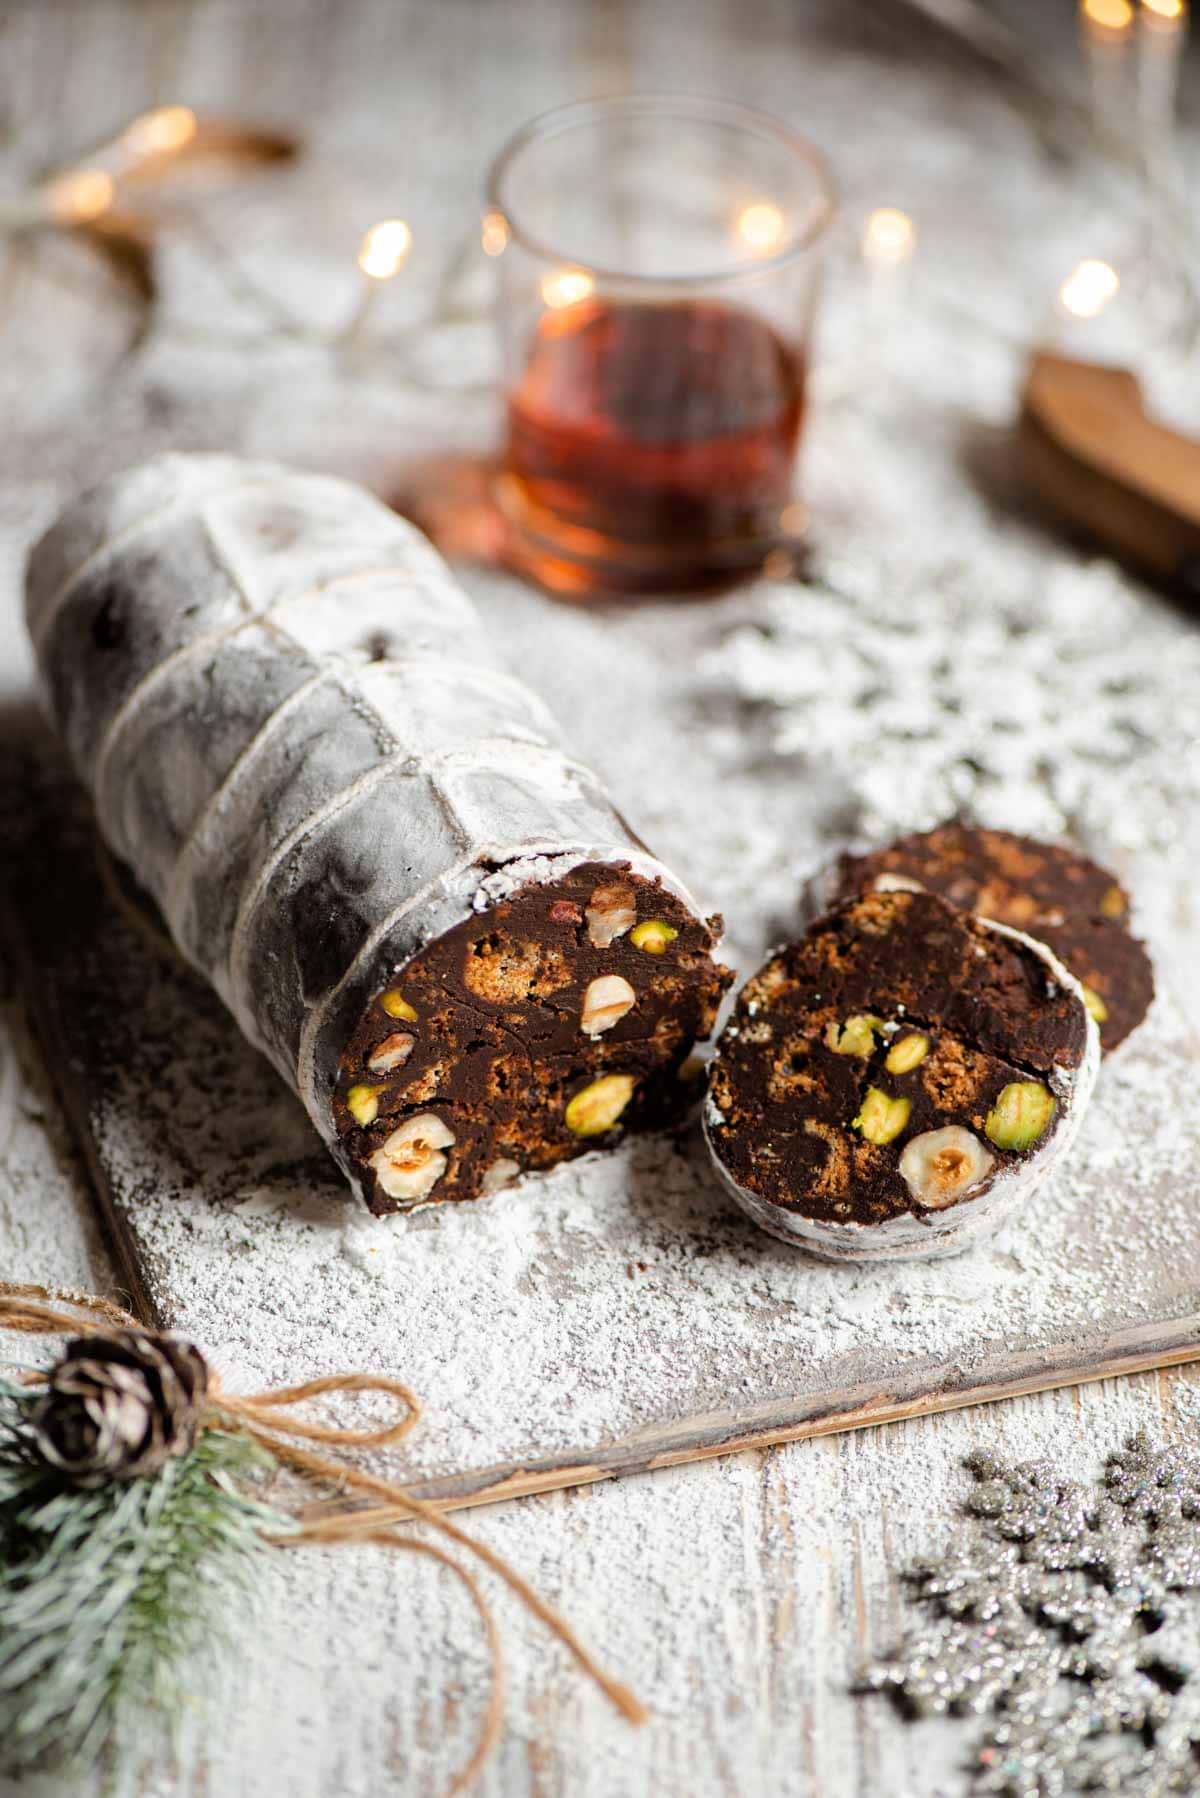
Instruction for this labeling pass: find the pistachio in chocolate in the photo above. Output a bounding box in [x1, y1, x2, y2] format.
[705, 890, 1098, 1261]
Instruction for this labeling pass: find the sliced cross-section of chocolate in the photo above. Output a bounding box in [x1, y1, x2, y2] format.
[336, 860, 729, 1211]
[705, 890, 1099, 1262]
[806, 822, 1154, 1053]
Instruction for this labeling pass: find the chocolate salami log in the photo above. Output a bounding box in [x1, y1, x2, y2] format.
[705, 890, 1099, 1262]
[27, 454, 731, 1213]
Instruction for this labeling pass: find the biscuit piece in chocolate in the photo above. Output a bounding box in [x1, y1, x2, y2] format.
[705, 890, 1099, 1262]
[811, 823, 1153, 1052]
[336, 862, 731, 1214]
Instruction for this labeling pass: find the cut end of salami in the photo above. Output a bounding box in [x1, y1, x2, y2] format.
[704, 889, 1099, 1262]
[26, 453, 733, 1214]
[336, 861, 730, 1213]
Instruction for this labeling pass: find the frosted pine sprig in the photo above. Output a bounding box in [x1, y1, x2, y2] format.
[0, 1376, 288, 1777]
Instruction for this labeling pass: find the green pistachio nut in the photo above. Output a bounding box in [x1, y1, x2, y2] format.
[985, 1081, 1056, 1152]
[826, 1014, 884, 1058]
[885, 1032, 930, 1075]
[1081, 985, 1109, 1025]
[852, 1088, 911, 1145]
[630, 920, 678, 954]
[565, 1073, 636, 1138]
[380, 990, 418, 1021]
[346, 1084, 381, 1126]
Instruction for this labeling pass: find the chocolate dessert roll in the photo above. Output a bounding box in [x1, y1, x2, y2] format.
[705, 890, 1099, 1261]
[27, 454, 731, 1213]
[806, 823, 1153, 1052]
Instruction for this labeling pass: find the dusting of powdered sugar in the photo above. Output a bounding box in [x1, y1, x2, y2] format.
[9, 30, 1200, 1798]
[7, 134, 1200, 1497]
[71, 902, 1200, 1490]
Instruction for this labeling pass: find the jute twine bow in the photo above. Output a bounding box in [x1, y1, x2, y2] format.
[0, 1283, 647, 1794]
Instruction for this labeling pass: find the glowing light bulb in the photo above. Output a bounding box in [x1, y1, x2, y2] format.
[1081, 0, 1134, 28]
[1059, 258, 1120, 318]
[46, 169, 116, 224]
[481, 210, 509, 257]
[737, 201, 786, 254]
[1142, 0, 1185, 18]
[540, 267, 594, 310]
[358, 219, 412, 281]
[122, 104, 198, 157]
[863, 207, 915, 269]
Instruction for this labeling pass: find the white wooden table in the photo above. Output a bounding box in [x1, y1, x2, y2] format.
[2, 3, 1199, 1794]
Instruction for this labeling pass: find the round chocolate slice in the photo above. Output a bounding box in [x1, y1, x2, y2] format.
[807, 823, 1154, 1053]
[335, 861, 731, 1212]
[704, 890, 1099, 1262]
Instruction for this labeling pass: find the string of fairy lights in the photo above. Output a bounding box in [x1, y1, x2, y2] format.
[0, 103, 198, 233]
[0, 1, 1193, 375]
[1073, 0, 1192, 323]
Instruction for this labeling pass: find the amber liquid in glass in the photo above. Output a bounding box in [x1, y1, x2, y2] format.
[504, 297, 805, 594]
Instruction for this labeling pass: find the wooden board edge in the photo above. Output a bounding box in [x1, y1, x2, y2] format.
[12, 845, 1199, 1518]
[391, 1321, 1200, 1514]
[7, 789, 1198, 1521]
[0, 883, 162, 1330]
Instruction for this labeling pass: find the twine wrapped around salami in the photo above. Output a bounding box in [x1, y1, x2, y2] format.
[26, 455, 731, 1213]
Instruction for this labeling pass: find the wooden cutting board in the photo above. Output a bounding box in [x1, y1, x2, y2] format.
[5, 732, 1199, 1514]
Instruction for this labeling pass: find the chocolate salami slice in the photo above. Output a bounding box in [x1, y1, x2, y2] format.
[807, 823, 1154, 1052]
[27, 453, 731, 1214]
[704, 890, 1099, 1261]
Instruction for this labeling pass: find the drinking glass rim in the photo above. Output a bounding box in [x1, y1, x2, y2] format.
[486, 93, 837, 287]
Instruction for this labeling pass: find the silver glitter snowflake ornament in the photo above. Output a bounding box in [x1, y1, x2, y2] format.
[864, 1432, 1200, 1796]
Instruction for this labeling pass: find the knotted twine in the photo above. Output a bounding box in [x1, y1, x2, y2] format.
[0, 1282, 647, 1794]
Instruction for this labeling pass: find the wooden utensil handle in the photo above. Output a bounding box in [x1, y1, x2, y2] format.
[1019, 350, 1200, 593]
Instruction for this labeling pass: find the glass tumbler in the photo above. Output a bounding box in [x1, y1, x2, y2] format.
[486, 95, 835, 597]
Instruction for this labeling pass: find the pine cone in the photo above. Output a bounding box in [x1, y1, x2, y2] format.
[31, 1330, 209, 1487]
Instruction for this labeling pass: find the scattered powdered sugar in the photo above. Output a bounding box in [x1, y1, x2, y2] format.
[6, 122, 1200, 1500]
[471, 850, 590, 911]
[5, 25, 1200, 1798]
[700, 551, 1200, 881]
[70, 901, 1199, 1489]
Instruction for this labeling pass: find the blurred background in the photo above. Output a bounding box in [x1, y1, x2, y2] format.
[4, 8, 1200, 1798]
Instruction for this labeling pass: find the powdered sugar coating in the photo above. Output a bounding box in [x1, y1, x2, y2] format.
[18, 430, 1200, 1492]
[25, 455, 712, 1198]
